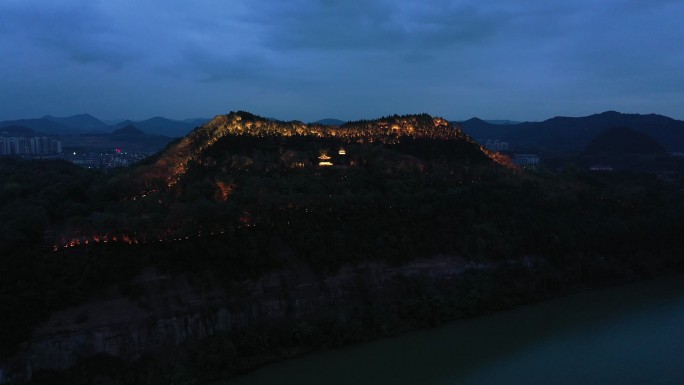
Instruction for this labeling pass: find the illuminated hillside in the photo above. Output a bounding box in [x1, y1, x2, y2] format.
[144, 111, 512, 188]
[48, 111, 515, 250]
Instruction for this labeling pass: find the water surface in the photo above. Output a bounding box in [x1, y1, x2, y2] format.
[220, 276, 684, 385]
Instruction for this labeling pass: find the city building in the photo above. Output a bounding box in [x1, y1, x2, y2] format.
[512, 154, 540, 167]
[485, 139, 509, 152]
[0, 136, 62, 156]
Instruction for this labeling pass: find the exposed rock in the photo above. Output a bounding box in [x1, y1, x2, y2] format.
[2, 256, 480, 382]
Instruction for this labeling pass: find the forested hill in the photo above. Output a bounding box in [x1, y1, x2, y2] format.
[586, 127, 666, 154]
[1, 111, 517, 362]
[2, 111, 684, 384]
[128, 111, 512, 192]
[0, 110, 517, 264]
[460, 111, 684, 153]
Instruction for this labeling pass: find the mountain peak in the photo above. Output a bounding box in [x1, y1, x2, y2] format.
[137, 111, 509, 189]
[42, 114, 108, 131]
[201, 112, 461, 141]
[596, 110, 622, 117]
[463, 117, 487, 123]
[112, 124, 145, 136]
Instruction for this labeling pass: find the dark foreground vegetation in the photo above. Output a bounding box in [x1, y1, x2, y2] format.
[2, 113, 684, 384]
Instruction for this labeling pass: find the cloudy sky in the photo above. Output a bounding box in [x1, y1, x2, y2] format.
[1, 0, 682, 122]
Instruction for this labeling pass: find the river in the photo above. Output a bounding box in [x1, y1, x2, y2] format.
[218, 276, 684, 385]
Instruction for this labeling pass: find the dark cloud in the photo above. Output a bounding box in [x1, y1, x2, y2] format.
[180, 46, 275, 83]
[251, 1, 513, 55]
[0, 2, 138, 68]
[250, 0, 403, 52]
[0, 0, 682, 121]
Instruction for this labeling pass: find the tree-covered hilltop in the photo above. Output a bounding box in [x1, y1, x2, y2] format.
[120, 111, 508, 193]
[586, 126, 666, 154]
[1, 112, 684, 382]
[460, 111, 684, 153]
[48, 111, 512, 259]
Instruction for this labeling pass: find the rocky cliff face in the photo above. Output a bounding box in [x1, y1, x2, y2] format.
[1, 256, 479, 383]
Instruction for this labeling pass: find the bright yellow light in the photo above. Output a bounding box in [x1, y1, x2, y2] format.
[319, 161, 333, 167]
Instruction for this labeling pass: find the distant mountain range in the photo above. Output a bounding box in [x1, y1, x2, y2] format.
[110, 117, 210, 137]
[0, 118, 81, 135]
[56, 123, 178, 153]
[0, 114, 211, 137]
[457, 111, 684, 153]
[111, 125, 146, 136]
[43, 114, 109, 131]
[4, 111, 684, 153]
[483, 120, 522, 125]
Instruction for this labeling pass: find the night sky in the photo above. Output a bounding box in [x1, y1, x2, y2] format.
[1, 0, 683, 122]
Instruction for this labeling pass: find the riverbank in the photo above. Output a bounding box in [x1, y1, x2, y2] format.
[8, 252, 684, 385]
[218, 274, 684, 385]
